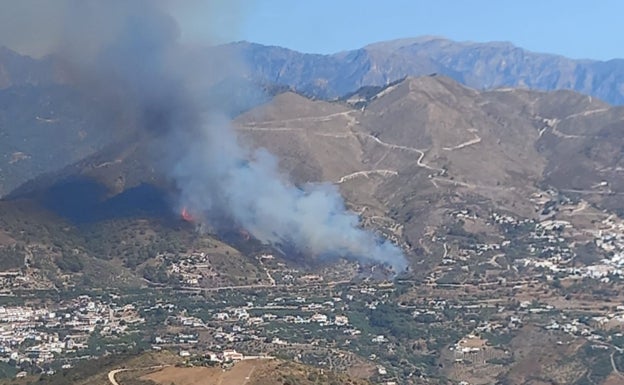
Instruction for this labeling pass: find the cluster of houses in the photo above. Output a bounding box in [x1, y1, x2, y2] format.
[144, 286, 362, 362]
[208, 306, 350, 328]
[166, 252, 217, 286]
[0, 295, 144, 368]
[445, 192, 624, 285]
[543, 304, 624, 340]
[517, 205, 624, 281]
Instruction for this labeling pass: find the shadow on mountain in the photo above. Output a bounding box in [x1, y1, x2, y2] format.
[12, 176, 174, 224]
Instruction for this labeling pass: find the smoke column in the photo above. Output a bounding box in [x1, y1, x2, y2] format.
[172, 115, 407, 271]
[0, 0, 407, 272]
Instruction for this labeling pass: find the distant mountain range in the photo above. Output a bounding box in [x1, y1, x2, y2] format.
[4, 36, 624, 105]
[211, 36, 624, 104]
[2, 36, 624, 198]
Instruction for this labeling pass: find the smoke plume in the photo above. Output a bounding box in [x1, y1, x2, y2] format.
[0, 0, 407, 272]
[172, 116, 407, 271]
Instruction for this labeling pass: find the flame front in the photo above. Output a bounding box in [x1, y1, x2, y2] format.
[181, 207, 194, 222]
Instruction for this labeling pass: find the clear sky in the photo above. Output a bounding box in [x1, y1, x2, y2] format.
[177, 0, 623, 61]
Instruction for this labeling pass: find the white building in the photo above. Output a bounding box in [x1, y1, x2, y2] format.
[222, 349, 244, 362]
[335, 315, 349, 326]
[310, 314, 328, 323]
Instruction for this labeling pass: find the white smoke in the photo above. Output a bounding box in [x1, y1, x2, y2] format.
[172, 115, 407, 271]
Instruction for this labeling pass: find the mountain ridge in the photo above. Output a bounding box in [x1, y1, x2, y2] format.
[211, 36, 624, 104]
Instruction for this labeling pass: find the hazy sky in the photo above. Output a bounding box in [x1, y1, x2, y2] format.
[177, 0, 623, 61]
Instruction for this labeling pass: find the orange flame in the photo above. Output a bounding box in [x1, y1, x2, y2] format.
[181, 207, 194, 222]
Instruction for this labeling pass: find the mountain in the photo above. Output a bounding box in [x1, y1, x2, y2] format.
[232, 76, 624, 248]
[0, 84, 138, 197]
[4, 36, 624, 197]
[214, 37, 624, 104]
[16, 74, 621, 268]
[0, 46, 139, 197]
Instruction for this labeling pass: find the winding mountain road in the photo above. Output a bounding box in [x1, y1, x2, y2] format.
[357, 132, 444, 173]
[240, 111, 355, 126]
[541, 108, 609, 140]
[108, 369, 128, 385]
[336, 169, 398, 183]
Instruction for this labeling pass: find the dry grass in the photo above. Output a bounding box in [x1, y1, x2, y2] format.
[144, 360, 261, 385]
[142, 359, 371, 385]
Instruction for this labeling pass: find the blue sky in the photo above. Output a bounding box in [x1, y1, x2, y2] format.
[178, 0, 623, 61]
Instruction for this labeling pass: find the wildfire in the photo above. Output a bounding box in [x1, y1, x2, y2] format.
[181, 207, 194, 222]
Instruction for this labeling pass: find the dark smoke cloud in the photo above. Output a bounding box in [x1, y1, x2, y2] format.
[0, 1, 407, 272]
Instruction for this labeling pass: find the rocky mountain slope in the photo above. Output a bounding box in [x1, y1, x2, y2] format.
[0, 47, 59, 89]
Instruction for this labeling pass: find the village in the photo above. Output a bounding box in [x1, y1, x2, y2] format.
[2, 189, 624, 383]
[423, 187, 624, 287]
[0, 294, 144, 376]
[1, 247, 624, 384]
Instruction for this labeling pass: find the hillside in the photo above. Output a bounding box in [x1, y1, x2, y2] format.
[1, 351, 371, 385]
[231, 76, 624, 256]
[0, 83, 138, 197]
[0, 47, 60, 89]
[5, 75, 624, 271]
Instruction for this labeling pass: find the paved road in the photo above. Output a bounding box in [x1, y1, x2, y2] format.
[176, 279, 353, 293]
